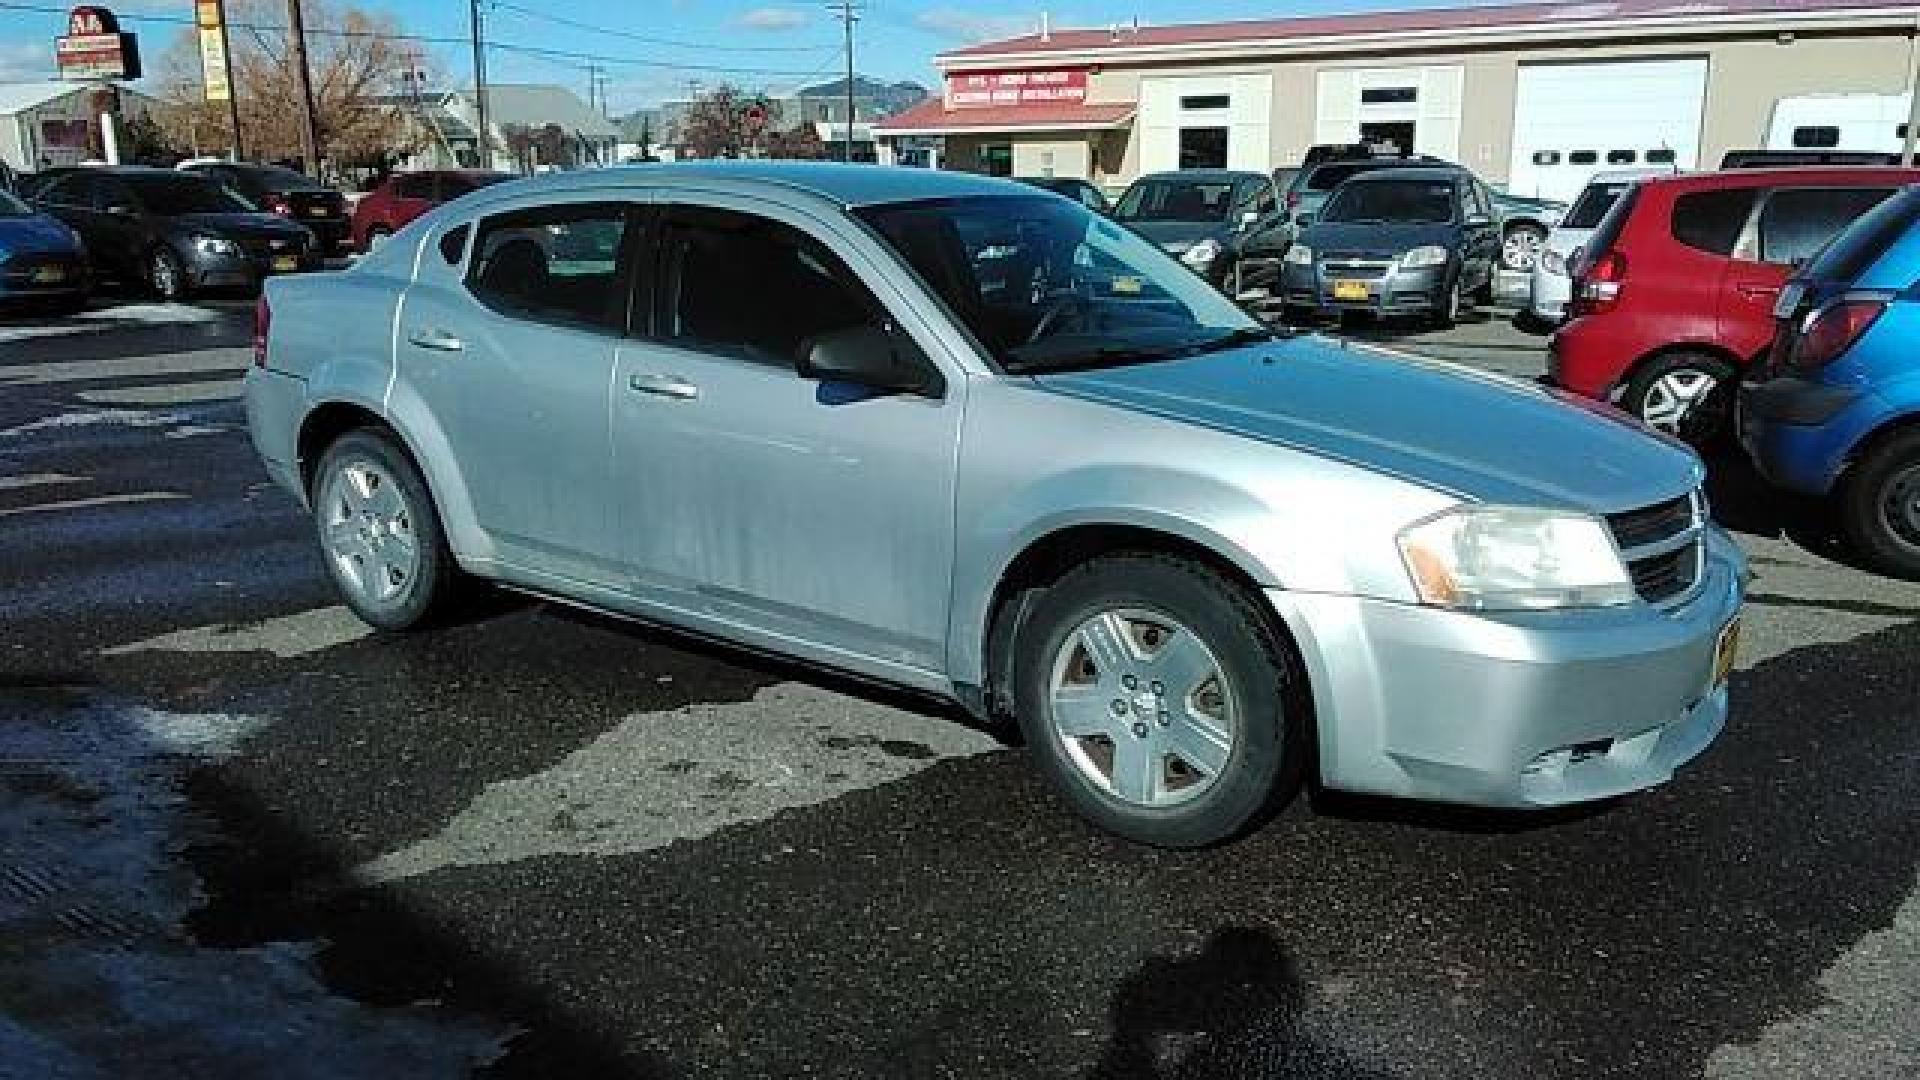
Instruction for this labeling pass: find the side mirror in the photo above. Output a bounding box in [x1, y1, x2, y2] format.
[798, 325, 943, 398]
[1466, 213, 1493, 228]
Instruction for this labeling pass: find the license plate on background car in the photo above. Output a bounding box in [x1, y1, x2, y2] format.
[272, 255, 298, 272]
[1711, 617, 1741, 690]
[1332, 279, 1369, 301]
[307, 207, 329, 217]
[30, 265, 66, 283]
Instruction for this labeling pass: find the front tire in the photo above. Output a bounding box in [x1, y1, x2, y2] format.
[1011, 554, 1307, 848]
[311, 429, 458, 629]
[1621, 352, 1737, 446]
[1839, 429, 1920, 580]
[148, 246, 189, 303]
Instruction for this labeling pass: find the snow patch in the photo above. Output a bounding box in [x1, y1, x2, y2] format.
[0, 409, 188, 439]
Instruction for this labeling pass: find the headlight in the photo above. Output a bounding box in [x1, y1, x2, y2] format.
[1400, 245, 1449, 269]
[1540, 248, 1567, 275]
[1283, 244, 1313, 266]
[1181, 237, 1222, 268]
[191, 234, 241, 257]
[1397, 506, 1634, 610]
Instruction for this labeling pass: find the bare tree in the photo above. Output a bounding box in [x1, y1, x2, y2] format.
[680, 85, 781, 160]
[766, 121, 828, 161]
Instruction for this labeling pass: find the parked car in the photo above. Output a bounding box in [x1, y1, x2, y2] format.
[179, 160, 351, 254]
[350, 169, 512, 251]
[1280, 165, 1501, 326]
[1487, 189, 1567, 272]
[1111, 169, 1288, 292]
[1017, 176, 1111, 215]
[1282, 154, 1447, 225]
[1549, 167, 1918, 443]
[247, 163, 1743, 847]
[31, 166, 318, 302]
[1528, 168, 1671, 325]
[1740, 184, 1920, 577]
[0, 185, 90, 313]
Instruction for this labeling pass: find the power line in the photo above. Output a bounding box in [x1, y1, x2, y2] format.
[489, 1, 833, 55]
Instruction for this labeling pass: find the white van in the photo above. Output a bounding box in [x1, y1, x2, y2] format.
[1767, 94, 1910, 155]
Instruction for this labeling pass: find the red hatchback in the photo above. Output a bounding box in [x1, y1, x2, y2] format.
[1549, 167, 1918, 443]
[349, 169, 511, 252]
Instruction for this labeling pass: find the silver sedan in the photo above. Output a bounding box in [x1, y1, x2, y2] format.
[245, 162, 1743, 847]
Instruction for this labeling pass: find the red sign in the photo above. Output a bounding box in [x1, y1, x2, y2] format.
[947, 69, 1088, 110]
[67, 5, 119, 35]
[56, 6, 139, 80]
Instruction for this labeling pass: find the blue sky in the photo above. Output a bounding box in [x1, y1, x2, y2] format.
[0, 0, 1459, 111]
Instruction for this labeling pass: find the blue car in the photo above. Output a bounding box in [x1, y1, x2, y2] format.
[0, 184, 90, 312]
[1739, 184, 1920, 577]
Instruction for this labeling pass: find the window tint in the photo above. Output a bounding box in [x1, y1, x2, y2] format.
[1670, 188, 1758, 256]
[439, 223, 469, 266]
[1791, 126, 1840, 149]
[658, 207, 884, 369]
[1564, 181, 1633, 229]
[467, 203, 630, 332]
[393, 174, 434, 199]
[1804, 186, 1920, 283]
[1115, 178, 1237, 222]
[1606, 149, 1636, 164]
[1569, 150, 1598, 165]
[1646, 148, 1676, 164]
[1322, 179, 1455, 225]
[1757, 186, 1897, 266]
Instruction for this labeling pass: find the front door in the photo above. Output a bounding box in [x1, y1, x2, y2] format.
[613, 199, 961, 672]
[395, 199, 635, 584]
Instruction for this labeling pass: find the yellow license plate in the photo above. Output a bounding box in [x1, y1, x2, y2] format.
[31, 265, 67, 283]
[1711, 617, 1741, 689]
[1332, 279, 1370, 301]
[272, 255, 298, 272]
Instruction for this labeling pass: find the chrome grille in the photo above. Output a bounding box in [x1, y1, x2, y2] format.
[1606, 493, 1704, 606]
[1320, 258, 1393, 280]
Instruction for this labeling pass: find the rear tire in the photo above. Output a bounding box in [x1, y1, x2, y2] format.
[311, 429, 459, 629]
[1839, 429, 1920, 580]
[1011, 554, 1307, 848]
[1501, 222, 1548, 272]
[1621, 351, 1737, 446]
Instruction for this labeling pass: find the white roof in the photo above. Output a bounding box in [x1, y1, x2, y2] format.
[0, 82, 85, 116]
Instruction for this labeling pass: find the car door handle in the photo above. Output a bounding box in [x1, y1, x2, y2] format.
[406, 329, 464, 352]
[1737, 283, 1782, 299]
[628, 373, 699, 400]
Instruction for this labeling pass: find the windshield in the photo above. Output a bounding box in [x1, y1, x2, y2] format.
[123, 174, 253, 215]
[0, 188, 32, 216]
[1564, 182, 1633, 229]
[858, 195, 1265, 375]
[1322, 179, 1456, 225]
[1114, 178, 1239, 223]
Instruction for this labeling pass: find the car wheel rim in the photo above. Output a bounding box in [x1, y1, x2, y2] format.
[1046, 607, 1238, 809]
[320, 458, 419, 608]
[1639, 368, 1720, 435]
[1882, 465, 1920, 549]
[152, 253, 177, 298]
[1503, 230, 1544, 271]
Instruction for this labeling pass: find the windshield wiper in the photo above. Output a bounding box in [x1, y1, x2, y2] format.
[1005, 327, 1276, 375]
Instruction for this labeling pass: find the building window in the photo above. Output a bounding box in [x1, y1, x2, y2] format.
[1179, 94, 1230, 111]
[978, 144, 1012, 177]
[1646, 148, 1677, 164]
[1178, 127, 1229, 169]
[1361, 86, 1417, 104]
[1569, 150, 1598, 165]
[1607, 149, 1637, 164]
[1791, 125, 1840, 148]
[1531, 150, 1560, 166]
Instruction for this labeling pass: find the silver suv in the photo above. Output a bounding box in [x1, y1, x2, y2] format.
[245, 163, 1745, 847]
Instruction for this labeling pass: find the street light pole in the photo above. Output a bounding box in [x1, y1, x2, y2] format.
[284, 0, 322, 175]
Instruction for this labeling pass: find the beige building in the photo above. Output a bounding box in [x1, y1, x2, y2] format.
[875, 0, 1919, 201]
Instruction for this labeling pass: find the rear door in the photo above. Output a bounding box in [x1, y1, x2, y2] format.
[1720, 184, 1899, 360]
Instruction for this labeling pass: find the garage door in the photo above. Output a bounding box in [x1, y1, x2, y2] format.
[1506, 58, 1707, 202]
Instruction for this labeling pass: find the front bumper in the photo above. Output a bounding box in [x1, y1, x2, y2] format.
[1270, 527, 1745, 808]
[1737, 377, 1873, 495]
[0, 253, 90, 301]
[1282, 260, 1449, 314]
[1528, 264, 1569, 323]
[190, 246, 319, 293]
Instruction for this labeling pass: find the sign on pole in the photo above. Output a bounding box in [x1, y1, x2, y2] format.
[196, 0, 231, 104]
[54, 6, 140, 82]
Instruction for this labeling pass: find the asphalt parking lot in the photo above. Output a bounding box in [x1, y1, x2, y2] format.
[3, 286, 1916, 1079]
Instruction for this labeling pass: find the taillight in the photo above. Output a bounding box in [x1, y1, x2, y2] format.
[253, 295, 271, 368]
[1792, 298, 1886, 370]
[1573, 249, 1627, 313]
[268, 196, 292, 216]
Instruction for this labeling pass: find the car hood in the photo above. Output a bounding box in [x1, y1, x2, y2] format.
[1300, 220, 1456, 255]
[0, 212, 82, 256]
[1034, 337, 1700, 512]
[167, 213, 312, 242]
[1125, 219, 1230, 253]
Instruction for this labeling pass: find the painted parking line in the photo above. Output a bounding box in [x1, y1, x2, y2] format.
[0, 491, 187, 518]
[0, 472, 86, 491]
[0, 351, 243, 386]
[79, 380, 246, 406]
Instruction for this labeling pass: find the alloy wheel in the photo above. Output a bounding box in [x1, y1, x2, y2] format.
[150, 250, 181, 301]
[1046, 607, 1238, 808]
[320, 458, 420, 609]
[1502, 227, 1546, 272]
[1882, 465, 1920, 550]
[1638, 368, 1721, 435]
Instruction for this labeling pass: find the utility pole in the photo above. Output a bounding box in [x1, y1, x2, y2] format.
[827, 1, 862, 162]
[285, 0, 322, 175]
[586, 63, 600, 115]
[470, 0, 491, 169]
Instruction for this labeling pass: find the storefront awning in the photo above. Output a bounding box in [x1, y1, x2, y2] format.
[874, 99, 1136, 137]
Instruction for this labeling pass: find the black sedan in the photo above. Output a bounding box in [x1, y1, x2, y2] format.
[180, 160, 351, 254]
[1112, 169, 1290, 293]
[1280, 166, 1499, 328]
[32, 167, 317, 302]
[1017, 176, 1111, 215]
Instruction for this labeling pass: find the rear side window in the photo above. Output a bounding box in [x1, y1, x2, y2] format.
[1803, 186, 1920, 283]
[1670, 188, 1758, 256]
[1756, 187, 1897, 266]
[1564, 181, 1632, 229]
[466, 202, 631, 332]
[393, 174, 433, 199]
[438, 224, 469, 266]
[657, 206, 884, 370]
[1583, 182, 1641, 261]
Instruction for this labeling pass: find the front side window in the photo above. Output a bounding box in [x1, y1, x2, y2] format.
[1757, 186, 1897, 266]
[466, 202, 631, 331]
[1802, 186, 1920, 283]
[1322, 179, 1457, 225]
[859, 194, 1261, 375]
[1670, 188, 1758, 256]
[657, 206, 886, 369]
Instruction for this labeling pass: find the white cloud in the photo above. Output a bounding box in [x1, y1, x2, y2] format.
[735, 7, 810, 31]
[0, 41, 56, 83]
[913, 8, 1037, 43]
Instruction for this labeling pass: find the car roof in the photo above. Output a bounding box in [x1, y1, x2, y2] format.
[1131, 169, 1267, 184]
[1340, 166, 1464, 183]
[499, 161, 1021, 208]
[1640, 166, 1920, 191]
